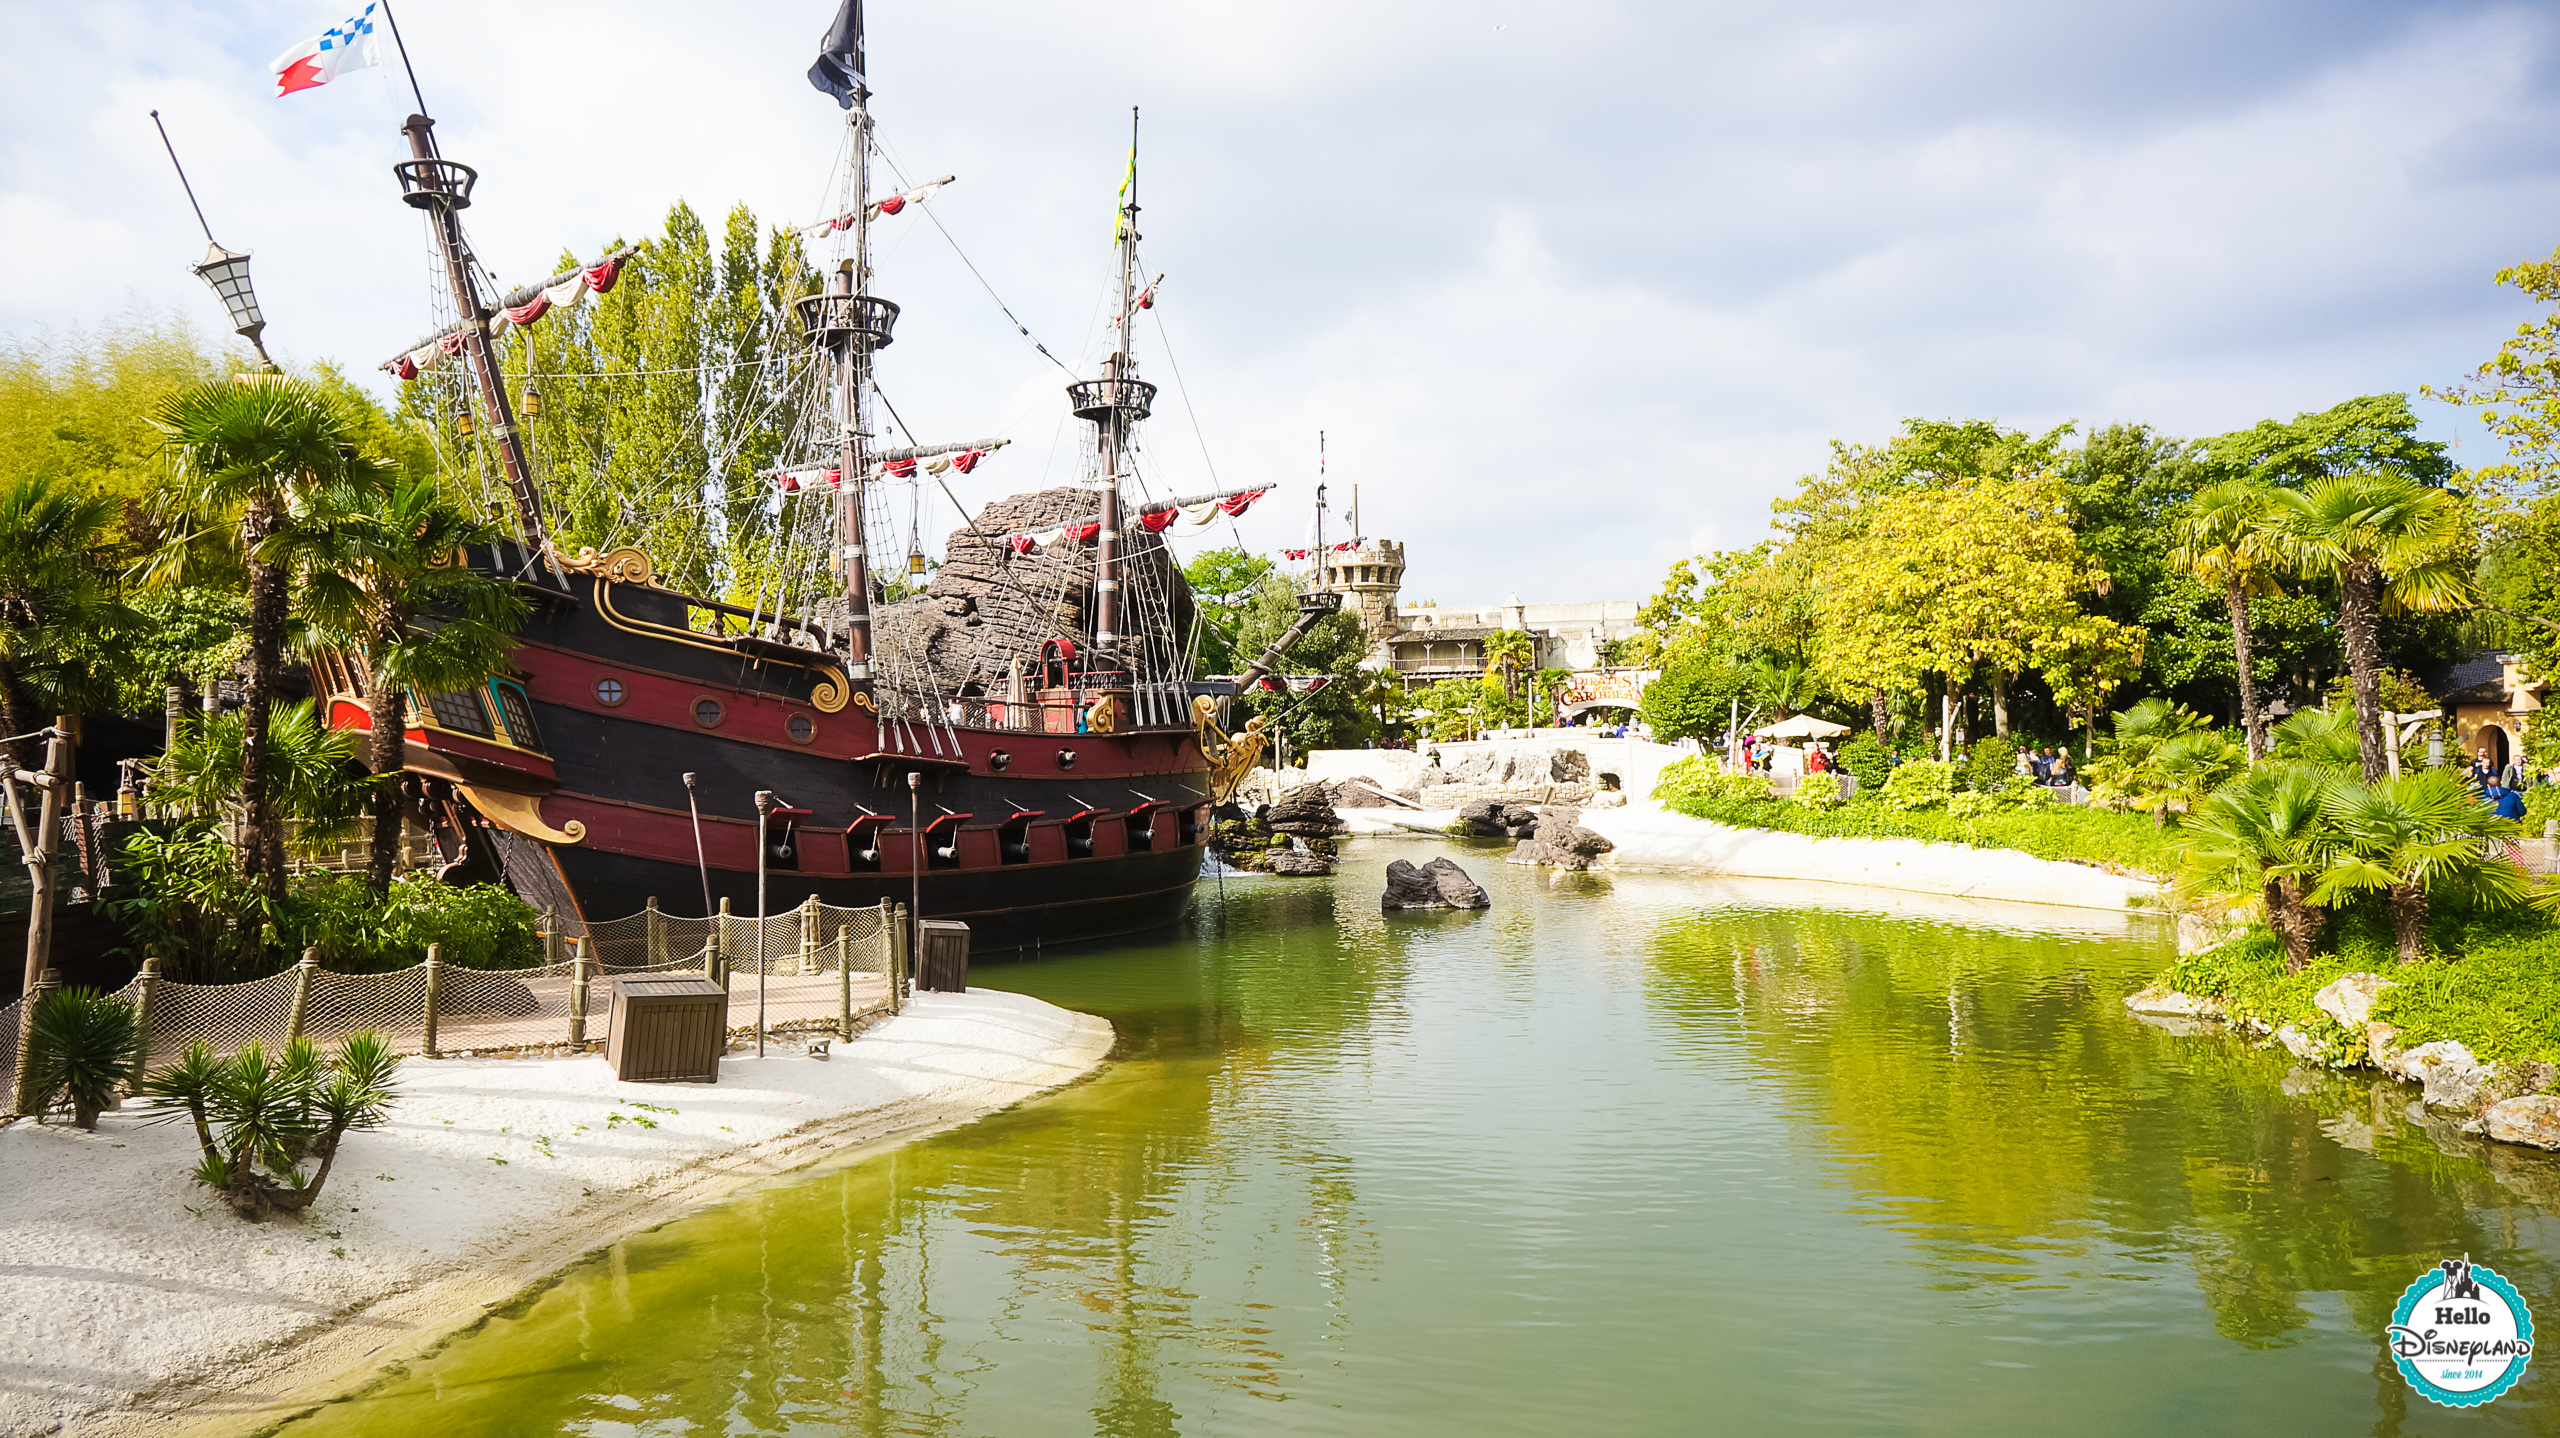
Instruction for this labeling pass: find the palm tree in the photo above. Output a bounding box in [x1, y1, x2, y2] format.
[148, 381, 391, 905]
[2310, 772, 2542, 964]
[0, 475, 139, 769]
[2169, 479, 2285, 760]
[292, 473, 527, 891]
[2263, 474, 2470, 782]
[2178, 762, 2337, 973]
[1482, 629, 1535, 701]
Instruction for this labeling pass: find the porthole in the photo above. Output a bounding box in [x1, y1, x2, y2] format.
[787, 713, 817, 745]
[693, 696, 725, 729]
[594, 676, 627, 707]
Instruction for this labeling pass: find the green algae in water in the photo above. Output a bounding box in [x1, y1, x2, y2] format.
[277, 857, 2560, 1436]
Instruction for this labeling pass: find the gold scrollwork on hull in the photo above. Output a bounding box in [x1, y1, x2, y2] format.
[1193, 695, 1267, 802]
[552, 545, 657, 585]
[457, 784, 587, 846]
[808, 667, 852, 714]
[850, 690, 876, 712]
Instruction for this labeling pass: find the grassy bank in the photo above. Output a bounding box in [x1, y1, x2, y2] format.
[2162, 906, 2560, 1066]
[1653, 760, 2177, 875]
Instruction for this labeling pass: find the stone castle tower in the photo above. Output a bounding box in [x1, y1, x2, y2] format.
[1322, 538, 1406, 645]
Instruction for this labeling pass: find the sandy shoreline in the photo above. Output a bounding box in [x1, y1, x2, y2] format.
[0, 990, 1113, 1438]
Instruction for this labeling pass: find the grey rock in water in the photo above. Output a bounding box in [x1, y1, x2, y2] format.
[2398, 1039, 2494, 1111]
[2486, 1094, 2560, 1150]
[1266, 850, 1333, 877]
[1383, 856, 1491, 910]
[1267, 783, 1344, 835]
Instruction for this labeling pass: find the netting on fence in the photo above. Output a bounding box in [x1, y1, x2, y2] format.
[10, 898, 901, 1096]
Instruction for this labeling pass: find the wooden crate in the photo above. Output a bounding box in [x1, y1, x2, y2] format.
[917, 920, 971, 993]
[605, 975, 727, 1083]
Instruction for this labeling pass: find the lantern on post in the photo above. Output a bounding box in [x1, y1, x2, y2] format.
[519, 382, 543, 419]
[453, 399, 475, 438]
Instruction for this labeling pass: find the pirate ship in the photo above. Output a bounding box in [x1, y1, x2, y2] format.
[319, 2, 1340, 947]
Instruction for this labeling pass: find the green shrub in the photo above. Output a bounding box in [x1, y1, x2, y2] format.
[1881, 760, 1957, 811]
[1945, 790, 1999, 819]
[1654, 777, 2176, 873]
[1653, 756, 1772, 807]
[2524, 785, 2560, 827]
[1963, 736, 2018, 793]
[103, 825, 280, 983]
[26, 988, 143, 1129]
[1793, 775, 1847, 808]
[290, 875, 543, 971]
[1836, 732, 1891, 792]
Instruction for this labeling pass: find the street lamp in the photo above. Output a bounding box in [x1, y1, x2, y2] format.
[153, 112, 276, 370]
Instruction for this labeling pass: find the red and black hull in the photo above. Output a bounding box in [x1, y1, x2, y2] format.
[338, 553, 1218, 952]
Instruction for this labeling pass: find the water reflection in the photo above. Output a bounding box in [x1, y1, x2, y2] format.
[279, 853, 2560, 1437]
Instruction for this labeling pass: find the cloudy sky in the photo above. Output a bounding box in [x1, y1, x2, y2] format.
[6, 0, 2558, 603]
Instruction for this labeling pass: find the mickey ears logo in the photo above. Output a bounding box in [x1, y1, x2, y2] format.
[2387, 1256, 2535, 1408]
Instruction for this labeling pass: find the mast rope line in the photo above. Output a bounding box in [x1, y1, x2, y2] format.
[874, 143, 1075, 376]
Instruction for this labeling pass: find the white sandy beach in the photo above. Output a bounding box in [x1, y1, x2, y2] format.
[0, 989, 1112, 1438]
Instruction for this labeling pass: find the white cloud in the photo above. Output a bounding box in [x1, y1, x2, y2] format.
[4, 0, 2556, 603]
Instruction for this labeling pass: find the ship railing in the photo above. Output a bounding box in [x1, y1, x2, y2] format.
[0, 899, 907, 1090]
[872, 680, 1200, 739]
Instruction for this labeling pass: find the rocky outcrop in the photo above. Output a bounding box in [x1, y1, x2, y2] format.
[1383, 857, 1490, 910]
[2486, 1095, 2560, 1150]
[1266, 784, 1344, 835]
[2393, 1040, 2494, 1111]
[1266, 849, 1333, 877]
[2124, 987, 2225, 1020]
[2314, 973, 2391, 1030]
[861, 487, 1196, 698]
[1506, 805, 1617, 871]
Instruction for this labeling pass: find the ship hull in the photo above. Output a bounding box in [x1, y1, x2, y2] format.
[335, 555, 1221, 952]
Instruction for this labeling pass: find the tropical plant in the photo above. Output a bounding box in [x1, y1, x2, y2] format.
[2261, 474, 2470, 782]
[1650, 757, 1772, 807]
[1482, 629, 1536, 700]
[2168, 478, 2284, 759]
[101, 826, 281, 982]
[2133, 730, 2249, 822]
[292, 472, 527, 890]
[148, 380, 393, 904]
[0, 473, 140, 768]
[1880, 759, 1957, 811]
[2309, 772, 2543, 964]
[2177, 762, 2339, 972]
[24, 987, 143, 1129]
[140, 1031, 400, 1220]
[148, 700, 371, 843]
[2269, 706, 2362, 772]
[289, 874, 543, 971]
[1835, 731, 1891, 792]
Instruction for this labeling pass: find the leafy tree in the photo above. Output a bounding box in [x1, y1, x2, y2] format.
[2169, 479, 2286, 759]
[2424, 241, 2560, 502]
[292, 473, 527, 891]
[469, 203, 820, 600]
[0, 473, 140, 767]
[1482, 629, 1535, 700]
[148, 381, 391, 905]
[0, 316, 226, 499]
[1638, 644, 1748, 742]
[2310, 772, 2542, 964]
[1183, 546, 1273, 674]
[1228, 574, 1372, 753]
[2262, 474, 2470, 781]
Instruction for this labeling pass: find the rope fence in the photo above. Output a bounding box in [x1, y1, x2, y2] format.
[6, 896, 911, 1114]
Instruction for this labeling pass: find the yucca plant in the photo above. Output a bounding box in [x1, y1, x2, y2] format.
[138, 1030, 401, 1219]
[24, 987, 143, 1130]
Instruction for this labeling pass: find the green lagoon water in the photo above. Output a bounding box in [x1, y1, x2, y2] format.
[281, 846, 2560, 1435]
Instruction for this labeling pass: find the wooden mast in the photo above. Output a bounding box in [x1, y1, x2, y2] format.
[395, 114, 562, 586]
[1067, 109, 1157, 669]
[839, 91, 878, 683]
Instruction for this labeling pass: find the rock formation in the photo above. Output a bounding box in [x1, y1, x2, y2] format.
[856, 487, 1196, 698]
[1382, 857, 1490, 910]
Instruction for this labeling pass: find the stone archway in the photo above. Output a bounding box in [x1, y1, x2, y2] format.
[2480, 724, 2513, 770]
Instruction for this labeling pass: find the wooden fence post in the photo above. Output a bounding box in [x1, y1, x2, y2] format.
[422, 944, 444, 1058]
[543, 910, 564, 967]
[9, 967, 61, 1117]
[646, 896, 664, 966]
[568, 937, 591, 1049]
[283, 949, 319, 1044]
[799, 895, 819, 976]
[712, 897, 732, 990]
[890, 904, 909, 1016]
[125, 955, 163, 1089]
[836, 929, 853, 1039]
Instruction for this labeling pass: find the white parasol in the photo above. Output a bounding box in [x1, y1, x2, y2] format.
[1755, 714, 1850, 739]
